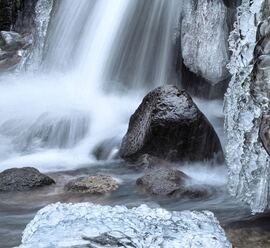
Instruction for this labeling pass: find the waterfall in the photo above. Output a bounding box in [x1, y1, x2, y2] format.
[0, 0, 182, 172]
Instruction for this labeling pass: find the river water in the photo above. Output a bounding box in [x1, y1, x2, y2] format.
[0, 1, 269, 247]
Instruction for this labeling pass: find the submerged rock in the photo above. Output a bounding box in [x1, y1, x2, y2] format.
[93, 137, 120, 161]
[136, 168, 189, 195]
[65, 176, 119, 194]
[119, 85, 223, 163]
[19, 203, 232, 248]
[136, 168, 208, 198]
[0, 112, 90, 152]
[0, 167, 55, 192]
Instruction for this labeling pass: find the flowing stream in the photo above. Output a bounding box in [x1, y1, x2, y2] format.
[0, 1, 265, 247]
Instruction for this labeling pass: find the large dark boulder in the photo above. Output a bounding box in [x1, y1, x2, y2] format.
[0, 167, 55, 192]
[119, 86, 223, 162]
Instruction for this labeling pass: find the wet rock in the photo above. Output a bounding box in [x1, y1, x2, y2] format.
[0, 31, 32, 50]
[0, 50, 21, 70]
[93, 137, 120, 161]
[0, 31, 32, 70]
[119, 85, 223, 163]
[65, 175, 119, 194]
[0, 167, 55, 192]
[225, 226, 270, 248]
[136, 168, 208, 198]
[136, 168, 189, 195]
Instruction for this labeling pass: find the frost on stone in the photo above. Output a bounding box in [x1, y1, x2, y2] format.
[224, 0, 270, 213]
[19, 203, 232, 248]
[181, 0, 230, 84]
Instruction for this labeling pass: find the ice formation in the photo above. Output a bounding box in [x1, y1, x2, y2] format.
[19, 203, 232, 248]
[225, 0, 270, 213]
[181, 0, 230, 84]
[18, 0, 54, 71]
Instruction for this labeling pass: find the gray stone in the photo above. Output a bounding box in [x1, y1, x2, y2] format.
[0, 167, 55, 192]
[65, 175, 119, 194]
[136, 168, 189, 196]
[136, 168, 208, 198]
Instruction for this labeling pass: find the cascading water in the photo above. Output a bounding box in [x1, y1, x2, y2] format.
[0, 0, 183, 172]
[1, 1, 262, 247]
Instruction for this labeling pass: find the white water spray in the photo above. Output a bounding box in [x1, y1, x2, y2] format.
[0, 0, 182, 172]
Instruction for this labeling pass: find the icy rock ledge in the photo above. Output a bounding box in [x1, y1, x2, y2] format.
[224, 0, 270, 213]
[19, 203, 232, 248]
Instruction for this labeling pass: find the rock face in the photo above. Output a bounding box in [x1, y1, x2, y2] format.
[119, 85, 223, 162]
[19, 203, 232, 248]
[0, 31, 31, 50]
[181, 0, 230, 84]
[0, 30, 32, 70]
[0, 0, 38, 32]
[0, 0, 16, 31]
[224, 0, 270, 213]
[222, 0, 242, 8]
[0, 167, 55, 192]
[65, 176, 119, 194]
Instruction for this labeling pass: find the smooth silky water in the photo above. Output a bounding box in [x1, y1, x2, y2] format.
[0, 1, 267, 247]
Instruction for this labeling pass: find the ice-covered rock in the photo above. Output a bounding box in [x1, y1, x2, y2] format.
[224, 0, 270, 213]
[19, 203, 232, 248]
[18, 0, 54, 71]
[181, 0, 230, 84]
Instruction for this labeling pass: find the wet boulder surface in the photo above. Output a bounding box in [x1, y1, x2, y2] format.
[136, 168, 208, 198]
[120, 85, 223, 163]
[0, 167, 55, 192]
